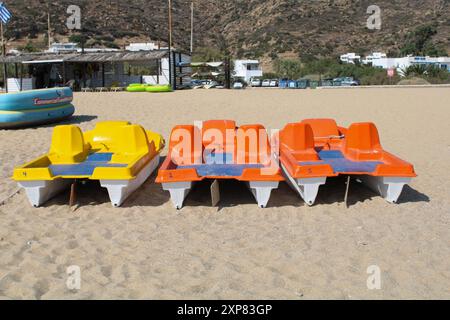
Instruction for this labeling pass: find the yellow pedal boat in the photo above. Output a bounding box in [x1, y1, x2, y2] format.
[13, 121, 165, 207]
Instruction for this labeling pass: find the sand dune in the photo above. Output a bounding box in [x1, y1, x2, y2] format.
[0, 88, 449, 299]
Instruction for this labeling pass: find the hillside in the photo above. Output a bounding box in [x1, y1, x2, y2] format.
[3, 0, 450, 63]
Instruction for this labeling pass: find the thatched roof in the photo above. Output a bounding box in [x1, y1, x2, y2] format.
[0, 50, 169, 64]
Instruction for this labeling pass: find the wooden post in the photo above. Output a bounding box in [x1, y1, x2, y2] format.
[225, 57, 231, 89]
[14, 63, 18, 78]
[101, 63, 105, 87]
[178, 52, 182, 85]
[156, 59, 160, 84]
[62, 62, 66, 85]
[69, 180, 77, 208]
[20, 63, 23, 91]
[82, 63, 86, 88]
[172, 51, 177, 90]
[1, 22, 7, 93]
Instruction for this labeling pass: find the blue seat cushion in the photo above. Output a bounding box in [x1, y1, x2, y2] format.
[49, 153, 127, 176]
[178, 153, 263, 177]
[299, 150, 382, 173]
[178, 164, 263, 177]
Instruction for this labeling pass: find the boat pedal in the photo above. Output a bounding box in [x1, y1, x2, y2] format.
[344, 176, 351, 208]
[211, 180, 220, 207]
[69, 180, 77, 210]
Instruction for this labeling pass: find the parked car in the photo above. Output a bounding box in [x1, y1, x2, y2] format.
[269, 79, 279, 87]
[320, 79, 334, 87]
[333, 77, 360, 86]
[233, 81, 245, 89]
[190, 79, 203, 88]
[250, 78, 262, 87]
[261, 79, 271, 87]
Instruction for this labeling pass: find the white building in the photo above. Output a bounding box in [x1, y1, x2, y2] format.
[233, 60, 263, 82]
[47, 42, 80, 53]
[340, 53, 361, 64]
[47, 43, 120, 54]
[362, 52, 387, 65]
[372, 56, 450, 74]
[126, 42, 168, 51]
[76, 48, 119, 53]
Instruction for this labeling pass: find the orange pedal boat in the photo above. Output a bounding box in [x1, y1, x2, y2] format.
[156, 120, 283, 209]
[278, 119, 416, 205]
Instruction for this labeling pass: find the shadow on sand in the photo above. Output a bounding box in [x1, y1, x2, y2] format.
[45, 115, 98, 127]
[40, 157, 430, 209]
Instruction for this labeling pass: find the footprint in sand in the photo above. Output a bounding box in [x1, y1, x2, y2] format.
[33, 280, 50, 300]
[66, 240, 79, 250]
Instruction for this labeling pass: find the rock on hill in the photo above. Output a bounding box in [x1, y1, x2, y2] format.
[4, 0, 450, 61]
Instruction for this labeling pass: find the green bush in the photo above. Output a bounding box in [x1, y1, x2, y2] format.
[400, 24, 448, 57]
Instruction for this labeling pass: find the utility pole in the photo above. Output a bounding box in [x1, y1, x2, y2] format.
[1, 22, 4, 57]
[190, 1, 194, 54]
[1, 21, 7, 93]
[47, 2, 52, 50]
[168, 0, 173, 90]
[168, 0, 173, 51]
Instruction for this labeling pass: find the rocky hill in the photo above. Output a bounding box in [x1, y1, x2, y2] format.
[4, 0, 450, 62]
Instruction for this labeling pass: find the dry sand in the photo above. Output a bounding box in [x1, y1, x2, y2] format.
[0, 88, 449, 299]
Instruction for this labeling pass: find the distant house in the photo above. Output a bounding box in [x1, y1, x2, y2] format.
[372, 56, 450, 74]
[47, 42, 119, 54]
[362, 52, 387, 65]
[126, 42, 168, 51]
[233, 60, 263, 82]
[47, 42, 80, 53]
[340, 53, 361, 64]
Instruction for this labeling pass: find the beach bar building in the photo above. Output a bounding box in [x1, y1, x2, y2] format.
[233, 60, 263, 82]
[0, 49, 191, 92]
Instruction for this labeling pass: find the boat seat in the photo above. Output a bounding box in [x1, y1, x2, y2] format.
[344, 122, 383, 161]
[114, 124, 150, 157]
[280, 123, 319, 161]
[302, 119, 340, 138]
[169, 125, 202, 165]
[236, 124, 270, 164]
[49, 125, 89, 164]
[85, 121, 130, 151]
[202, 120, 236, 152]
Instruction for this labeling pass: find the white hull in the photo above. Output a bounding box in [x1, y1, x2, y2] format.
[18, 155, 160, 207]
[162, 181, 194, 210]
[101, 155, 160, 207]
[281, 163, 326, 206]
[18, 179, 72, 207]
[246, 181, 279, 208]
[163, 180, 278, 209]
[281, 163, 412, 205]
[359, 176, 411, 204]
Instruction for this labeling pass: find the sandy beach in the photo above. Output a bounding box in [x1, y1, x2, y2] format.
[0, 87, 449, 299]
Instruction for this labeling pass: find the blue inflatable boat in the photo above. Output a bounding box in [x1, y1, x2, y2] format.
[0, 87, 75, 129]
